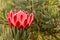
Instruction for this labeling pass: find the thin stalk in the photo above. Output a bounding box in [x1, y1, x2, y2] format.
[30, 0, 33, 13]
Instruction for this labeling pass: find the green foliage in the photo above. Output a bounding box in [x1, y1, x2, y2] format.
[0, 0, 60, 40]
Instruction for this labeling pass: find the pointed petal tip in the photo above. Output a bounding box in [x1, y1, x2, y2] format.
[30, 13, 34, 18]
[25, 11, 29, 15]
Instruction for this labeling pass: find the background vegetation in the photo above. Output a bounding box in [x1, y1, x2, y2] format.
[0, 0, 60, 40]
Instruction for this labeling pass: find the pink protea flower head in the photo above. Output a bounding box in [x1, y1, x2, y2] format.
[7, 10, 34, 29]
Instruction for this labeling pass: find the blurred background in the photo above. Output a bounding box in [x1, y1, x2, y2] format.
[0, 0, 60, 40]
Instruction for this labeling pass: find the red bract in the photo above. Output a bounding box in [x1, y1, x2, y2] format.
[7, 10, 34, 29]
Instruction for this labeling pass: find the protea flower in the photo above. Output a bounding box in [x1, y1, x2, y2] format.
[7, 10, 34, 29]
